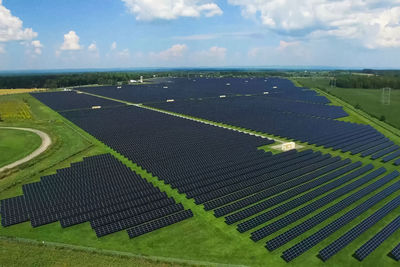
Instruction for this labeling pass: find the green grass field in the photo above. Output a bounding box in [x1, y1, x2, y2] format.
[295, 77, 400, 129]
[0, 238, 187, 267]
[1, 88, 400, 267]
[0, 129, 42, 168]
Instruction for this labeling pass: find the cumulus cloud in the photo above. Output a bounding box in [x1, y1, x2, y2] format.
[117, 48, 130, 58]
[31, 40, 43, 55]
[0, 0, 37, 43]
[196, 46, 226, 61]
[88, 42, 98, 52]
[121, 0, 222, 21]
[60, 31, 82, 51]
[278, 40, 300, 51]
[150, 44, 188, 60]
[229, 0, 400, 48]
[111, 41, 117, 50]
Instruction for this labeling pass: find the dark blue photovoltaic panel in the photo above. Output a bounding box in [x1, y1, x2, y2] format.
[281, 180, 400, 262]
[389, 242, 400, 261]
[237, 164, 373, 233]
[371, 146, 399, 160]
[0, 154, 192, 239]
[77, 77, 331, 104]
[265, 170, 397, 251]
[353, 216, 400, 261]
[318, 190, 400, 261]
[382, 150, 400, 163]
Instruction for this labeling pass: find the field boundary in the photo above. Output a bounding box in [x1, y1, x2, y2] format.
[0, 236, 248, 267]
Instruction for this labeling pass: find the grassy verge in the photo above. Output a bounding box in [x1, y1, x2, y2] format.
[0, 238, 190, 267]
[0, 129, 42, 168]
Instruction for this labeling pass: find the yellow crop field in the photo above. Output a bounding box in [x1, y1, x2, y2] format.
[0, 100, 32, 120]
[0, 88, 46, 96]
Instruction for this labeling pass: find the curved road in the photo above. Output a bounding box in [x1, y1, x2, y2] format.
[0, 127, 52, 173]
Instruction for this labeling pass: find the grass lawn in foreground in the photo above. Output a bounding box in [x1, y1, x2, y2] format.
[0, 129, 42, 168]
[0, 238, 187, 267]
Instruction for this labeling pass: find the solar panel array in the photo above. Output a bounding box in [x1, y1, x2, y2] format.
[0, 154, 192, 238]
[25, 78, 400, 264]
[77, 77, 330, 104]
[149, 97, 389, 155]
[32, 91, 122, 111]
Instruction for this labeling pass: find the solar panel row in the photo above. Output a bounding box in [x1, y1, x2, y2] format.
[319, 189, 400, 261]
[281, 179, 400, 262]
[237, 164, 374, 233]
[267, 171, 399, 252]
[251, 167, 387, 241]
[389, 242, 400, 261]
[353, 216, 400, 261]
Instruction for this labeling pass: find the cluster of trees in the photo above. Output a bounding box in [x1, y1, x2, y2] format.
[335, 70, 400, 89]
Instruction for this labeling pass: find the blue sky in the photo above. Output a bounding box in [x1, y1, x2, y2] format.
[1, 0, 400, 70]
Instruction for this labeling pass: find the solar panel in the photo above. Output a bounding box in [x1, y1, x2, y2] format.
[353, 216, 400, 261]
[265, 170, 397, 250]
[319, 189, 400, 261]
[281, 180, 400, 262]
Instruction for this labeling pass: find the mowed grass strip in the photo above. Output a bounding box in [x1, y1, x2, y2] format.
[0, 129, 42, 169]
[0, 238, 190, 267]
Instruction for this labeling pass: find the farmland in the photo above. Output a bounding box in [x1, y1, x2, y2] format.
[0, 97, 32, 120]
[1, 77, 400, 267]
[0, 89, 46, 96]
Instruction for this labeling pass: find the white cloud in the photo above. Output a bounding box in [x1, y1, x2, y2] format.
[111, 41, 117, 50]
[31, 40, 43, 55]
[60, 31, 82, 51]
[117, 48, 130, 58]
[174, 32, 266, 41]
[196, 46, 226, 61]
[229, 0, 400, 48]
[150, 44, 188, 60]
[0, 43, 4, 54]
[121, 0, 222, 21]
[88, 42, 97, 52]
[0, 0, 37, 43]
[278, 40, 300, 51]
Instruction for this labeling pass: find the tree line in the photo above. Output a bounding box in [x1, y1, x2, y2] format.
[334, 70, 400, 89]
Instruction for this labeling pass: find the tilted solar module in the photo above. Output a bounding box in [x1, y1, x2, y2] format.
[353, 216, 400, 261]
